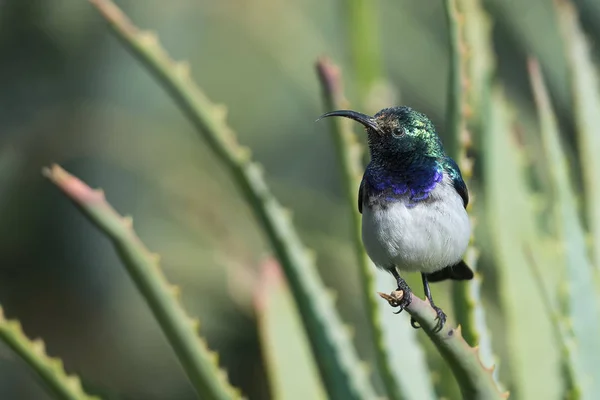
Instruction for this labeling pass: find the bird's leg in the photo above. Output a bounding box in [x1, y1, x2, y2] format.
[420, 273, 447, 332]
[389, 268, 412, 314]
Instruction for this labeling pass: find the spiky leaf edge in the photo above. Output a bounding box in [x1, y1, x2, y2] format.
[43, 165, 242, 400]
[0, 307, 99, 400]
[378, 291, 508, 400]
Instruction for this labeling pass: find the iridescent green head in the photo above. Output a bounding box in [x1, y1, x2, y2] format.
[319, 106, 446, 165]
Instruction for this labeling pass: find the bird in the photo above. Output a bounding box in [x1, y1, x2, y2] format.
[318, 106, 473, 331]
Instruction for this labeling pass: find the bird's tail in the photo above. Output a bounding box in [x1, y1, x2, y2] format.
[426, 260, 474, 282]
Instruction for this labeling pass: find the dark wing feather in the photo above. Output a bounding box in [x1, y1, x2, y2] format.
[427, 260, 474, 282]
[358, 177, 364, 214]
[453, 175, 469, 208]
[445, 157, 469, 208]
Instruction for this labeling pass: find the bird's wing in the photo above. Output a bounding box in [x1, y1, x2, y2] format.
[452, 174, 469, 208]
[358, 176, 365, 214]
[445, 157, 469, 208]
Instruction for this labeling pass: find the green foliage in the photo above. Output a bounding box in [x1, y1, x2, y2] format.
[0, 307, 99, 400]
[2, 0, 600, 399]
[254, 258, 326, 400]
[529, 58, 600, 399]
[556, 0, 600, 273]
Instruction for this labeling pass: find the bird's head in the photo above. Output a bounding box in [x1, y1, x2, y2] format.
[318, 106, 445, 166]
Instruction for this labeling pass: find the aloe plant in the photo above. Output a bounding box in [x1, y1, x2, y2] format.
[4, 0, 600, 399]
[529, 56, 600, 400]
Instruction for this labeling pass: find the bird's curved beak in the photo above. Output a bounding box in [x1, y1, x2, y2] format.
[316, 110, 381, 133]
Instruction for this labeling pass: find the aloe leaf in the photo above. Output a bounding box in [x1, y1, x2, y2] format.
[523, 245, 580, 399]
[529, 58, 600, 400]
[346, 0, 382, 93]
[459, 0, 495, 123]
[444, 1, 495, 374]
[254, 258, 326, 400]
[555, 0, 600, 273]
[483, 87, 563, 399]
[443, 0, 466, 161]
[443, 0, 477, 346]
[378, 291, 507, 399]
[43, 165, 242, 400]
[0, 307, 99, 400]
[87, 1, 378, 398]
[346, 0, 391, 113]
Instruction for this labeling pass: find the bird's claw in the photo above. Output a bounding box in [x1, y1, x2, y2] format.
[432, 305, 447, 332]
[410, 305, 446, 331]
[410, 317, 421, 329]
[390, 287, 412, 315]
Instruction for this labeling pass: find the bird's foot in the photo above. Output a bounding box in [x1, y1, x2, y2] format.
[391, 278, 412, 315]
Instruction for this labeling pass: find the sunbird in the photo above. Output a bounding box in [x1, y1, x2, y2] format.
[319, 106, 473, 331]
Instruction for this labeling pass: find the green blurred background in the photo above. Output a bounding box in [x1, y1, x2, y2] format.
[0, 0, 598, 398]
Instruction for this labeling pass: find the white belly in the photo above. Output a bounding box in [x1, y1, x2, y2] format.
[361, 176, 470, 273]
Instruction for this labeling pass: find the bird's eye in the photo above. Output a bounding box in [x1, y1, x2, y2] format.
[391, 127, 405, 138]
